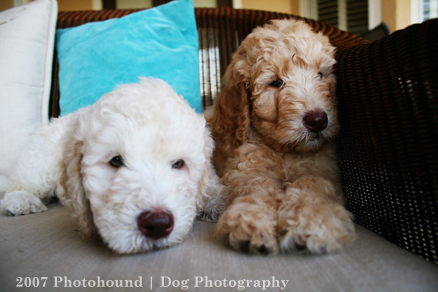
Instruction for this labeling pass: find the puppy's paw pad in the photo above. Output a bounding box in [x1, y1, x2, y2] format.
[1, 191, 47, 216]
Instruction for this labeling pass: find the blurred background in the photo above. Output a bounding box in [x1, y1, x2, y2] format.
[1, 0, 437, 39]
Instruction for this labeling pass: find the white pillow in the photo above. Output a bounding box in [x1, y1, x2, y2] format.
[0, 0, 57, 179]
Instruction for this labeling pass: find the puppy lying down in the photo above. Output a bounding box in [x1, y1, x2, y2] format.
[207, 19, 355, 255]
[1, 78, 224, 254]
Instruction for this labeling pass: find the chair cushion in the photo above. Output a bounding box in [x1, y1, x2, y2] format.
[1, 202, 437, 291]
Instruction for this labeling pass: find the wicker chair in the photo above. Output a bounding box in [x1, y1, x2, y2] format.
[4, 2, 438, 289]
[5, 7, 438, 292]
[51, 8, 438, 267]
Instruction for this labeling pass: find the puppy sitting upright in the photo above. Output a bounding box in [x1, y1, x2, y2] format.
[207, 19, 355, 255]
[1, 78, 224, 254]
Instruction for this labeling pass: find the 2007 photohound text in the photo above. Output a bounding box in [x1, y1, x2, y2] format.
[16, 275, 289, 290]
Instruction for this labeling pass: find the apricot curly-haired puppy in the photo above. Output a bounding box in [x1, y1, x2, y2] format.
[206, 19, 356, 255]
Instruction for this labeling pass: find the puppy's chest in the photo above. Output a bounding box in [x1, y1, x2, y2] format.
[236, 141, 326, 183]
[280, 153, 323, 182]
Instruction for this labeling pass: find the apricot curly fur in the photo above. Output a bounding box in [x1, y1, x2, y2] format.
[207, 19, 356, 255]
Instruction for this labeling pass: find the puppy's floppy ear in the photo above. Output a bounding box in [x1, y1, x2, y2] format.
[213, 51, 252, 148]
[196, 120, 226, 222]
[57, 115, 97, 239]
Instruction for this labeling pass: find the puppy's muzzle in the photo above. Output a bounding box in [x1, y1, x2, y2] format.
[303, 110, 328, 133]
[137, 210, 174, 239]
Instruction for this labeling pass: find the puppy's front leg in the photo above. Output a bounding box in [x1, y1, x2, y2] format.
[216, 168, 283, 255]
[0, 116, 67, 216]
[278, 176, 355, 254]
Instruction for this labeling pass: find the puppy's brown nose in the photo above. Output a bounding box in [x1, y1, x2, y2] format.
[303, 110, 328, 133]
[137, 210, 174, 239]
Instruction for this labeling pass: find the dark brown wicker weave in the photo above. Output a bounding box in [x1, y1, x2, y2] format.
[49, 8, 438, 265]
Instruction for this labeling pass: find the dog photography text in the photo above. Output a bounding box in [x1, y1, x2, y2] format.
[15, 275, 290, 290]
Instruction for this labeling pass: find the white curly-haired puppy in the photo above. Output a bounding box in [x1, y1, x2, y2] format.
[1, 78, 224, 254]
[207, 19, 355, 255]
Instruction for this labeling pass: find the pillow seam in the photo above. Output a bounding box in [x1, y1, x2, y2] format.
[41, 0, 58, 124]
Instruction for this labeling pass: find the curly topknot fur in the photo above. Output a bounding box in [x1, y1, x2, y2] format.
[206, 19, 355, 255]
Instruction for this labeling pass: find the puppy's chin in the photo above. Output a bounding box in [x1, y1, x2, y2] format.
[101, 225, 190, 254]
[257, 127, 333, 154]
[270, 128, 335, 153]
[292, 135, 327, 153]
[113, 236, 177, 254]
[105, 235, 170, 254]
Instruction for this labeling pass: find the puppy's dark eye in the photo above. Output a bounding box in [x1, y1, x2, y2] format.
[318, 72, 324, 79]
[269, 80, 284, 88]
[171, 159, 185, 169]
[109, 156, 124, 168]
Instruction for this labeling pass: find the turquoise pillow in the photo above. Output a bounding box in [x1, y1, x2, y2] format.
[56, 0, 201, 115]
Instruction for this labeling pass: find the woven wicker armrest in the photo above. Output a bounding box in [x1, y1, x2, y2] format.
[335, 19, 438, 265]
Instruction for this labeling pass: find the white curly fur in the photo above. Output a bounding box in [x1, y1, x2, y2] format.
[1, 78, 225, 254]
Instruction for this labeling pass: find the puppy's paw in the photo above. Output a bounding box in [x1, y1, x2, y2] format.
[216, 198, 279, 255]
[1, 191, 47, 216]
[278, 199, 355, 254]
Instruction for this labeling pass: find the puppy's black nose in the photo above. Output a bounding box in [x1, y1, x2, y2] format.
[303, 110, 328, 133]
[137, 210, 174, 239]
